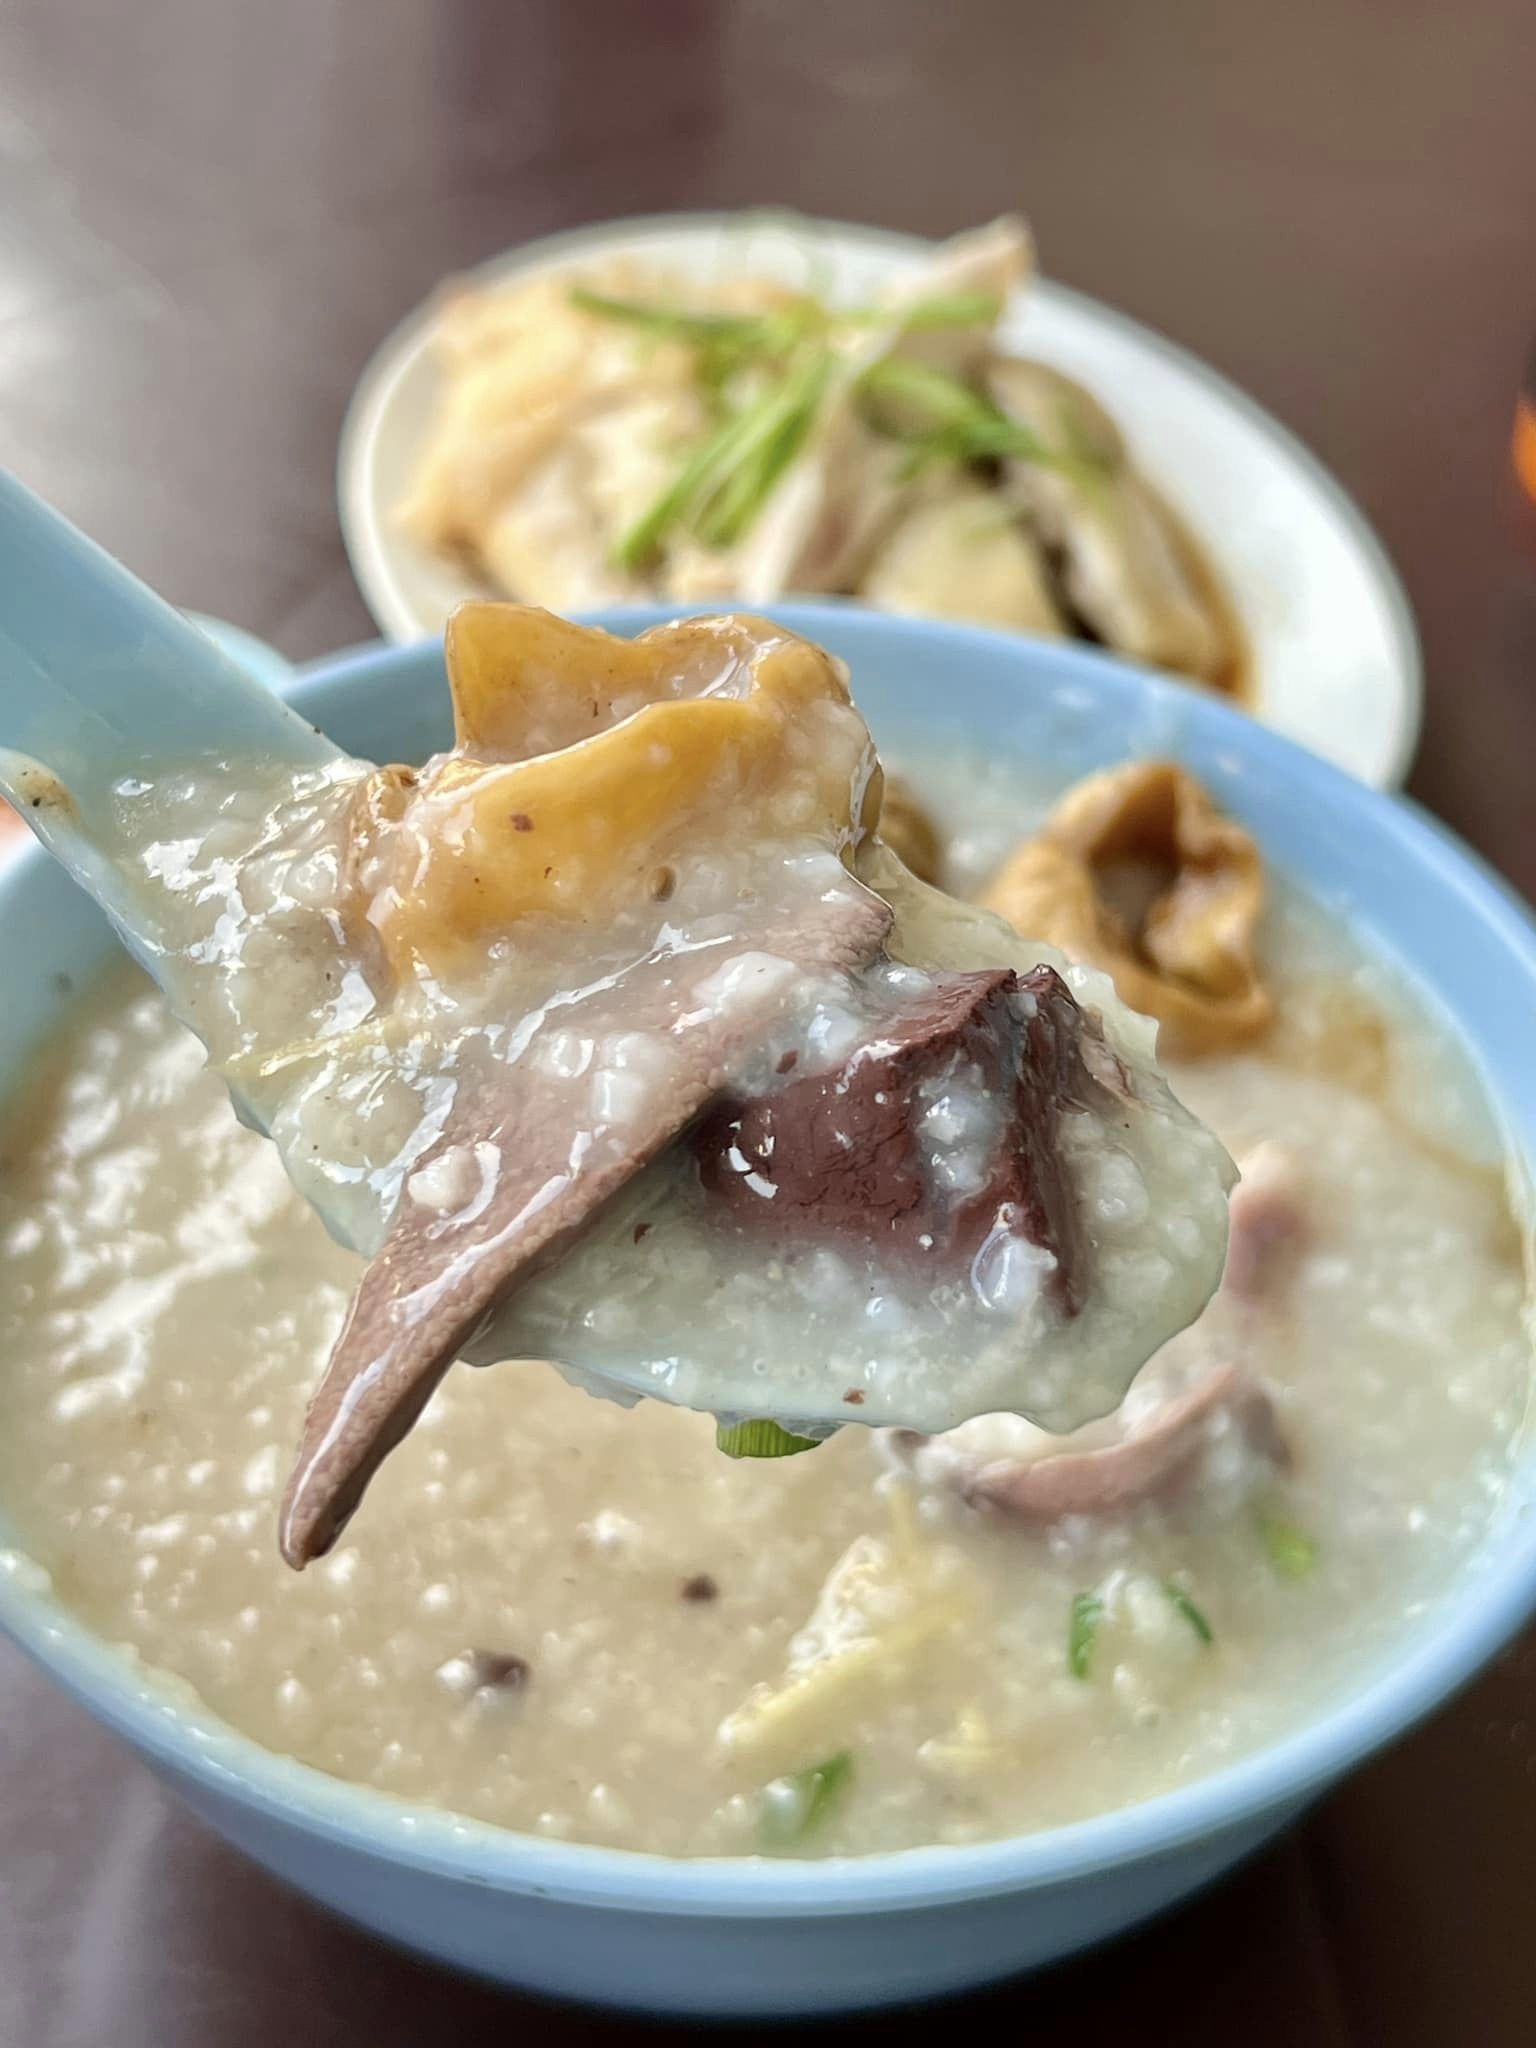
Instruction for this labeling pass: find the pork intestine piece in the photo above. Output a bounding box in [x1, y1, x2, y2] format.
[888, 1361, 1286, 1524]
[981, 760, 1272, 1060]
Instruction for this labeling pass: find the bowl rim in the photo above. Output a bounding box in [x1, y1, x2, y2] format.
[0, 607, 1531, 1918]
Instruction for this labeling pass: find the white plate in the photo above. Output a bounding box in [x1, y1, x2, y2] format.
[338, 213, 1422, 788]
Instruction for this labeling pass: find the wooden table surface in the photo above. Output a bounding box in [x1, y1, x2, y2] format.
[3, 3, 1535, 2042]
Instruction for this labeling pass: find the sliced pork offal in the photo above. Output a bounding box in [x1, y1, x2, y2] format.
[83, 606, 1237, 1566]
[692, 965, 1116, 1306]
[279, 871, 895, 1565]
[887, 1364, 1288, 1527]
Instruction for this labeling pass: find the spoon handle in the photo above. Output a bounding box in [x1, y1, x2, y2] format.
[0, 469, 335, 830]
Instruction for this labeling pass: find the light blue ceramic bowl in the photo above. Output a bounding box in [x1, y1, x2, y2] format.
[2, 606, 1534, 2015]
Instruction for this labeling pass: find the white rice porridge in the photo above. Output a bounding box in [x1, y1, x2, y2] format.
[0, 744, 1527, 1858]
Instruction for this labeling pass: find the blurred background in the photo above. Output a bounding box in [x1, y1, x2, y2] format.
[2, 3, 1535, 2043]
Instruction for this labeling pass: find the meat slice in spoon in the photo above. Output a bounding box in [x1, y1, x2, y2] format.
[692, 963, 1123, 1313]
[39, 595, 1234, 1566]
[280, 878, 894, 1565]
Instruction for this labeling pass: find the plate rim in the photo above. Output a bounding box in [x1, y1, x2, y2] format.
[336, 209, 1422, 788]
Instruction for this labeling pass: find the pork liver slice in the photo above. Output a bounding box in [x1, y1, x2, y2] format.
[692, 964, 1113, 1312]
[279, 879, 894, 1567]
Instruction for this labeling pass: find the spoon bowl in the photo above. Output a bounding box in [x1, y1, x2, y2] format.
[0, 473, 335, 967]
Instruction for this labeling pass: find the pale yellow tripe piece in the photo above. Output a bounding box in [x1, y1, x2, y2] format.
[343, 605, 882, 982]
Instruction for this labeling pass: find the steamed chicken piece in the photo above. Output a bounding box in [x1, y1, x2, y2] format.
[477, 391, 707, 609]
[404, 219, 1040, 616]
[400, 216, 1245, 697]
[399, 267, 694, 569]
[986, 356, 1236, 686]
[666, 217, 1032, 605]
[859, 214, 1034, 415]
[664, 402, 912, 604]
[862, 484, 1067, 634]
[91, 607, 1235, 1567]
[402, 266, 779, 603]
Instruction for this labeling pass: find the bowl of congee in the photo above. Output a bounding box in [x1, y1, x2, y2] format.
[0, 601, 1532, 2015]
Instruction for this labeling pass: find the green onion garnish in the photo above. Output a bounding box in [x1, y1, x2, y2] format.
[1259, 1514, 1318, 1580]
[613, 348, 833, 570]
[758, 1750, 854, 1849]
[857, 356, 1047, 459]
[900, 289, 1003, 330]
[610, 407, 748, 573]
[857, 356, 1115, 487]
[583, 273, 1078, 563]
[833, 288, 1003, 332]
[573, 283, 998, 348]
[694, 350, 833, 547]
[1068, 1591, 1103, 1679]
[1163, 1581, 1214, 1645]
[716, 1418, 823, 1460]
[569, 285, 794, 350]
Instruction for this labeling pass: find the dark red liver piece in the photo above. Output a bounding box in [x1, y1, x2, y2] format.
[691, 965, 1116, 1313]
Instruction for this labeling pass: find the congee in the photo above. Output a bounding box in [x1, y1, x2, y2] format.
[0, 626, 1529, 1859]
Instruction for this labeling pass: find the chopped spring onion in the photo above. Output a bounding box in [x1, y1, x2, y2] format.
[613, 348, 833, 570]
[590, 277, 1077, 565]
[695, 350, 833, 547]
[716, 1418, 823, 1460]
[901, 288, 1003, 330]
[569, 285, 801, 351]
[610, 409, 747, 572]
[1163, 1581, 1215, 1645]
[858, 356, 1051, 461]
[858, 356, 1114, 487]
[1259, 1514, 1318, 1580]
[838, 288, 1004, 332]
[758, 1750, 854, 1848]
[572, 283, 1000, 349]
[1068, 1591, 1103, 1679]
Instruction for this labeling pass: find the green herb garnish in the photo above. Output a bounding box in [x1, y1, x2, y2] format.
[572, 283, 999, 349]
[569, 285, 802, 352]
[1259, 1514, 1318, 1580]
[902, 289, 1003, 330]
[613, 348, 833, 570]
[580, 274, 1073, 565]
[857, 356, 1053, 463]
[831, 288, 1004, 333]
[858, 356, 1118, 489]
[1163, 1580, 1214, 1645]
[695, 349, 833, 547]
[716, 1418, 823, 1460]
[1068, 1591, 1103, 1679]
[758, 1750, 854, 1849]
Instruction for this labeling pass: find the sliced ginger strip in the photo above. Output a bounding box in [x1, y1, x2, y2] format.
[716, 1527, 978, 1765]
